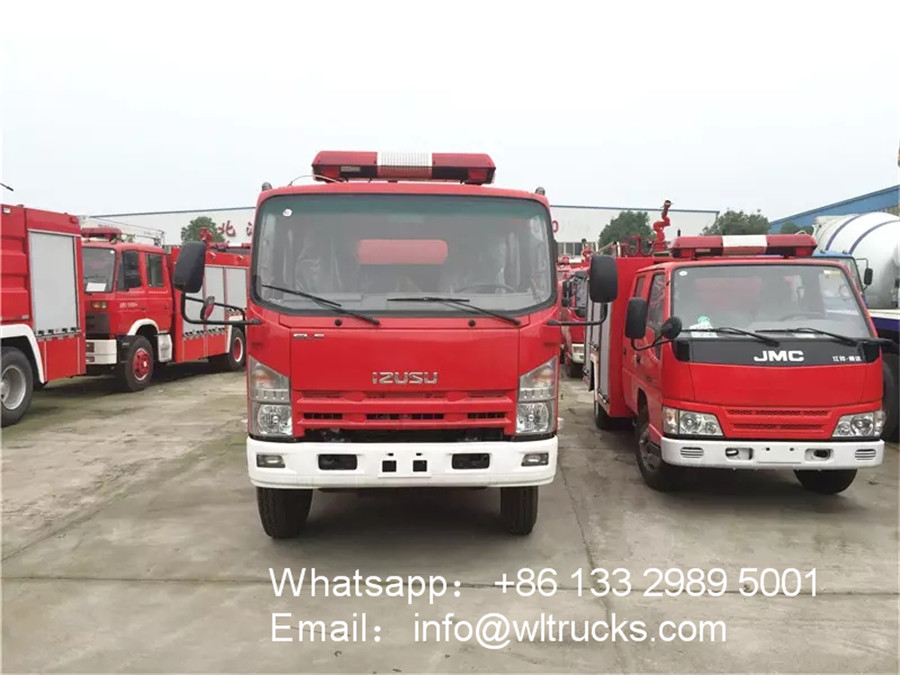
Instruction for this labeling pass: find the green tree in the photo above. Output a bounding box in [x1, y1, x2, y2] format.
[599, 210, 652, 249]
[701, 209, 770, 236]
[181, 216, 225, 243]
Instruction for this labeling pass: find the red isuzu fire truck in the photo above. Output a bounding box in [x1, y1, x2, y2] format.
[170, 151, 617, 537]
[80, 226, 250, 390]
[1, 204, 87, 426]
[558, 250, 592, 378]
[583, 208, 891, 495]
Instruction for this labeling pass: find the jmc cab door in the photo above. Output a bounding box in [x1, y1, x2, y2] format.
[624, 272, 666, 435]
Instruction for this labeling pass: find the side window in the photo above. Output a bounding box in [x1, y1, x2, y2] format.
[633, 275, 647, 299]
[646, 273, 666, 331]
[146, 253, 165, 288]
[117, 250, 142, 290]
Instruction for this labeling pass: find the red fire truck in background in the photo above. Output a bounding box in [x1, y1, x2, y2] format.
[80, 226, 250, 390]
[558, 251, 592, 378]
[1, 204, 87, 427]
[1, 204, 252, 427]
[583, 210, 891, 495]
[171, 150, 617, 538]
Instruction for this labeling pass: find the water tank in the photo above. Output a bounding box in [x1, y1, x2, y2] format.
[813, 212, 900, 309]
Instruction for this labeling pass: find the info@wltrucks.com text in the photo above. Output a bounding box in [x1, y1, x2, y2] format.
[268, 566, 820, 647]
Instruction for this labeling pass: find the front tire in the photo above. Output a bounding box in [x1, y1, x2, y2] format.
[257, 487, 313, 538]
[500, 486, 538, 535]
[565, 354, 581, 378]
[116, 336, 154, 392]
[593, 395, 615, 430]
[635, 404, 686, 491]
[1, 346, 34, 427]
[794, 469, 857, 495]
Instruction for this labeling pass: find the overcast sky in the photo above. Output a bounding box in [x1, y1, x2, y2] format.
[2, 0, 898, 220]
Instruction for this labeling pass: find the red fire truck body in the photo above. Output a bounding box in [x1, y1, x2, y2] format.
[559, 259, 591, 378]
[171, 151, 616, 538]
[584, 231, 887, 495]
[80, 228, 250, 390]
[1, 204, 87, 426]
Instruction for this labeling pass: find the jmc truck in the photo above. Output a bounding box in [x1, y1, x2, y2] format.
[584, 229, 890, 495]
[171, 151, 615, 537]
[80, 226, 250, 390]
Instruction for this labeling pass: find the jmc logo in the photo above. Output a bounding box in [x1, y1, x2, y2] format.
[753, 350, 804, 363]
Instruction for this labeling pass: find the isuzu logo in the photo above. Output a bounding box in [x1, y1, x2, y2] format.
[753, 350, 804, 363]
[372, 371, 438, 385]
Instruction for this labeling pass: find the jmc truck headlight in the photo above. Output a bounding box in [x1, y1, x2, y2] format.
[249, 356, 293, 438]
[662, 406, 723, 437]
[516, 357, 558, 435]
[833, 410, 885, 438]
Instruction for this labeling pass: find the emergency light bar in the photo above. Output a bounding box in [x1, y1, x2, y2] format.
[81, 226, 124, 242]
[311, 151, 496, 185]
[669, 233, 817, 260]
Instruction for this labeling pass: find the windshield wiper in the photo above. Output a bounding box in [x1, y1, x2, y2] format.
[259, 282, 380, 326]
[689, 326, 780, 346]
[757, 327, 859, 346]
[386, 296, 521, 326]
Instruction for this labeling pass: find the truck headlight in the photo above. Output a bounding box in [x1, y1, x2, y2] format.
[832, 410, 884, 438]
[662, 406, 723, 437]
[248, 356, 292, 438]
[516, 357, 558, 435]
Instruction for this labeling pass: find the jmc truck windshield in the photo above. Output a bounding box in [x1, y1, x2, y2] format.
[251, 194, 555, 315]
[671, 263, 873, 338]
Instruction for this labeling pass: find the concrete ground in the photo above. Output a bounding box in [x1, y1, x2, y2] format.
[2, 367, 898, 673]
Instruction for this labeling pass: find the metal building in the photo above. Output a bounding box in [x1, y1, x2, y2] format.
[769, 184, 900, 233]
[82, 203, 719, 250]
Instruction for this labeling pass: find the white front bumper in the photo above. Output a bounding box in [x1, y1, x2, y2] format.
[570, 345, 585, 364]
[661, 437, 884, 469]
[247, 436, 558, 489]
[85, 339, 117, 365]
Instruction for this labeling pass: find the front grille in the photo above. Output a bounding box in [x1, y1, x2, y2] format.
[726, 408, 829, 417]
[468, 412, 505, 420]
[304, 413, 343, 420]
[366, 413, 444, 421]
[301, 428, 506, 443]
[733, 423, 823, 431]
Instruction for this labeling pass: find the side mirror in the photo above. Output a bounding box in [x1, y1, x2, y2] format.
[201, 295, 216, 321]
[624, 297, 648, 339]
[863, 268, 873, 287]
[588, 254, 618, 303]
[173, 242, 207, 294]
[658, 316, 682, 341]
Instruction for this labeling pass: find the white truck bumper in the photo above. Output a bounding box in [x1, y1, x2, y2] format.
[570, 344, 585, 364]
[247, 436, 557, 489]
[660, 437, 884, 469]
[85, 339, 117, 365]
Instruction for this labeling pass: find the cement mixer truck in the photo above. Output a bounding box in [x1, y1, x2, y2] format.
[812, 212, 900, 440]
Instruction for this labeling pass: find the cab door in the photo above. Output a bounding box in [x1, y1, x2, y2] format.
[632, 272, 666, 435]
[114, 249, 146, 335]
[142, 251, 173, 334]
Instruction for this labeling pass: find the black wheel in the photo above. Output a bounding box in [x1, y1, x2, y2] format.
[593, 395, 615, 430]
[881, 353, 899, 442]
[500, 486, 539, 535]
[210, 327, 246, 372]
[794, 469, 857, 495]
[1, 346, 34, 427]
[257, 487, 313, 539]
[116, 336, 154, 392]
[635, 403, 686, 491]
[565, 354, 581, 378]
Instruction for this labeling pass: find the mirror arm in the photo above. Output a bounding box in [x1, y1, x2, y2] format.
[178, 294, 261, 326]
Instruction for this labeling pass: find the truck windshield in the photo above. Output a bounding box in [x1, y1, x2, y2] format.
[251, 194, 554, 314]
[671, 263, 873, 339]
[815, 255, 863, 290]
[82, 246, 117, 293]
